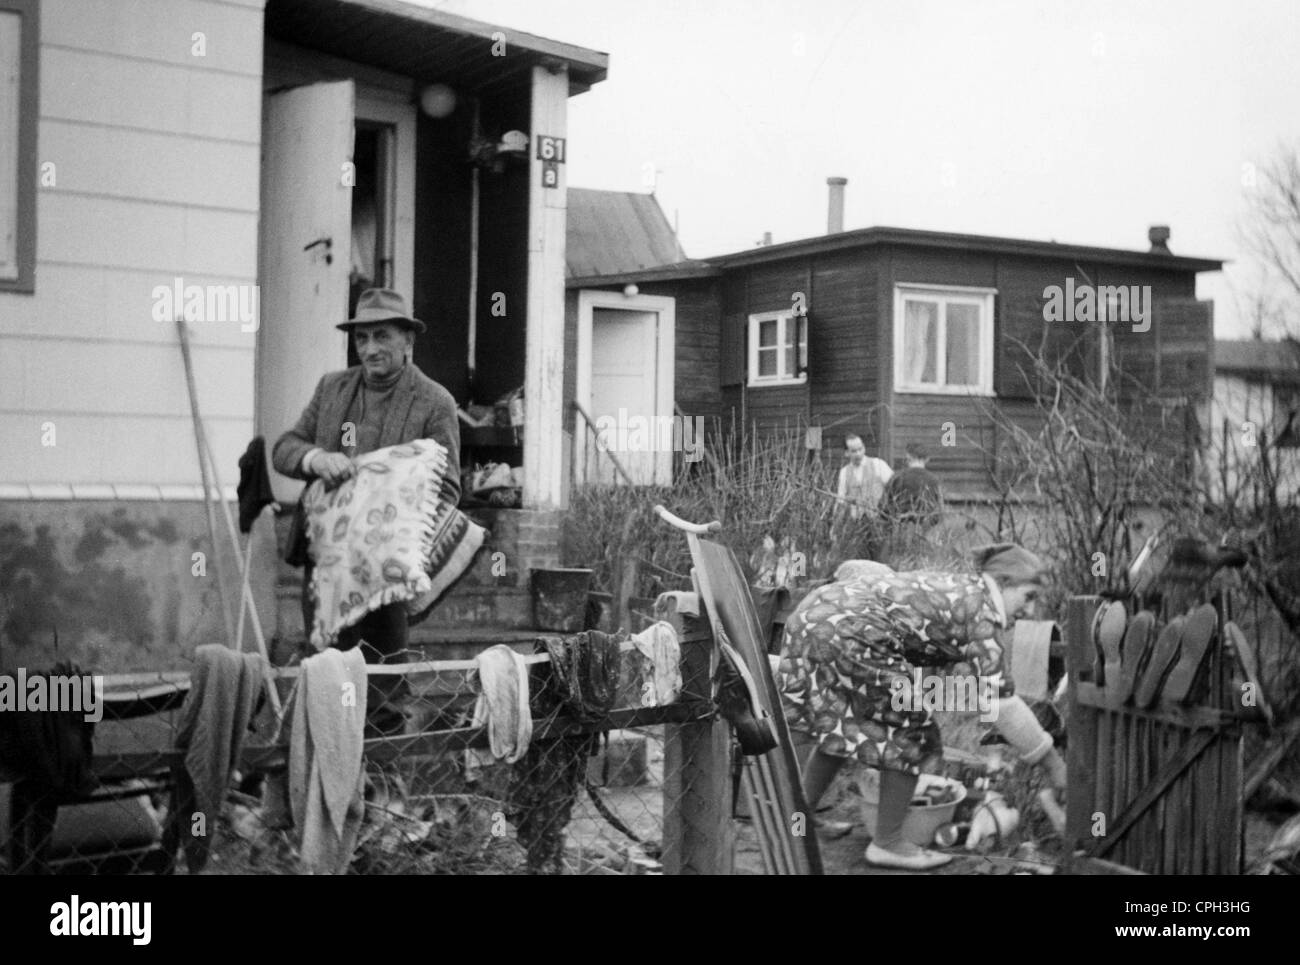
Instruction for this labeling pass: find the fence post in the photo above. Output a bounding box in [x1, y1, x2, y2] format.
[660, 595, 734, 875]
[1064, 594, 1101, 856]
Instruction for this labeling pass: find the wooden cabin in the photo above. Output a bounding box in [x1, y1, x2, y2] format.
[568, 191, 1222, 498]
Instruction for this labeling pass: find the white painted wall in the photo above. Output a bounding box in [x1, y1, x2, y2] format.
[1206, 373, 1300, 504]
[0, 0, 264, 491]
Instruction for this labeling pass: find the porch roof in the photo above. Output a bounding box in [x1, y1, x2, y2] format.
[265, 0, 609, 96]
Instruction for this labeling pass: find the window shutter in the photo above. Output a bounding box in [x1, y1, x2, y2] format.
[721, 311, 745, 386]
[995, 296, 1041, 399]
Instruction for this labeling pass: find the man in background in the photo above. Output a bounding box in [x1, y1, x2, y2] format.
[835, 433, 893, 520]
[881, 443, 944, 529]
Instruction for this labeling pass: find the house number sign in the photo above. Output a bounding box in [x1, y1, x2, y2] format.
[537, 135, 565, 188]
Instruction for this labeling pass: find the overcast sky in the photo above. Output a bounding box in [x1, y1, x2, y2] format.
[432, 0, 1300, 337]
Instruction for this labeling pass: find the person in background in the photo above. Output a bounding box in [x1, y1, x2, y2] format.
[881, 443, 944, 529]
[835, 433, 893, 520]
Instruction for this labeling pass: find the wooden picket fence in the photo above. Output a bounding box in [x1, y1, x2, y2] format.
[1063, 594, 1248, 874]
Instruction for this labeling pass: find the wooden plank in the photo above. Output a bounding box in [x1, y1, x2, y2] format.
[94, 700, 713, 780]
[1204, 736, 1221, 875]
[1185, 760, 1200, 875]
[1136, 716, 1156, 873]
[1064, 596, 1101, 850]
[1229, 730, 1244, 873]
[1089, 726, 1216, 859]
[662, 604, 734, 875]
[689, 536, 823, 875]
[1075, 684, 1238, 727]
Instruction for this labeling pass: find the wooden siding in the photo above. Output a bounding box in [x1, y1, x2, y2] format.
[891, 394, 998, 496]
[809, 249, 879, 447]
[0, 0, 264, 487]
[652, 278, 720, 422]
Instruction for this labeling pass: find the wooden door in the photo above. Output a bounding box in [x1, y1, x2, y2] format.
[590, 307, 663, 485]
[257, 81, 355, 502]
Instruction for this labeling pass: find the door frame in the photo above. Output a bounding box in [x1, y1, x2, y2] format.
[575, 289, 676, 485]
[354, 92, 416, 303]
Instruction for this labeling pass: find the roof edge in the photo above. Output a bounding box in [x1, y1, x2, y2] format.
[567, 262, 720, 288]
[709, 226, 1224, 273]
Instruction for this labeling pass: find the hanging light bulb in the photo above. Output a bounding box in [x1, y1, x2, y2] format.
[419, 84, 456, 119]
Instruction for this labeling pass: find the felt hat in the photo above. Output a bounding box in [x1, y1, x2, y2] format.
[971, 543, 1049, 586]
[337, 288, 426, 334]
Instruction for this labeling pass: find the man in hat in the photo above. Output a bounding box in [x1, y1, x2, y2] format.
[273, 288, 460, 733]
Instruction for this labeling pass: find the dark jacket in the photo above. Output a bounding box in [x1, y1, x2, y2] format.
[272, 364, 461, 504]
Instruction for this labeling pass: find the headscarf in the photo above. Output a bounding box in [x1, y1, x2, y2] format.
[971, 543, 1049, 587]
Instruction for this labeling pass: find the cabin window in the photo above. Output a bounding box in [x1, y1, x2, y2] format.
[0, 0, 37, 292]
[893, 285, 995, 394]
[747, 311, 807, 387]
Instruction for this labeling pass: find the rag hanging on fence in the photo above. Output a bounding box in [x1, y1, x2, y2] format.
[289, 646, 368, 875]
[507, 631, 626, 874]
[473, 644, 533, 763]
[302, 438, 486, 649]
[631, 621, 682, 707]
[173, 645, 267, 872]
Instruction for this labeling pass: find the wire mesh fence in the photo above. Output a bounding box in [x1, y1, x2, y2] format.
[0, 618, 725, 876]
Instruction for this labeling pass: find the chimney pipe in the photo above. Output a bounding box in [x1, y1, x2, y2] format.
[1148, 225, 1171, 254]
[827, 177, 847, 234]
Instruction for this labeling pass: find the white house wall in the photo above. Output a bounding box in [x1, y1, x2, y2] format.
[1207, 373, 1300, 504]
[0, 0, 264, 492]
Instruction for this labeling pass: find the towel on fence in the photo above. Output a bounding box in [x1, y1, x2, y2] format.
[290, 646, 368, 874]
[473, 645, 533, 763]
[173, 645, 266, 871]
[632, 622, 682, 707]
[302, 438, 486, 650]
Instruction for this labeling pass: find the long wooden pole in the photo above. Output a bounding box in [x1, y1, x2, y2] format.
[177, 320, 282, 718]
[177, 319, 237, 644]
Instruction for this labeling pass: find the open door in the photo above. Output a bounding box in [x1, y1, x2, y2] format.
[257, 80, 355, 503]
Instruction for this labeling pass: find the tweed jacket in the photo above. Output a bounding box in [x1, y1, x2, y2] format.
[272, 364, 461, 504]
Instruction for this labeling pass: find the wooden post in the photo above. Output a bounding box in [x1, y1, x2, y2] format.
[660, 594, 733, 875]
[523, 64, 568, 510]
[1064, 595, 1101, 854]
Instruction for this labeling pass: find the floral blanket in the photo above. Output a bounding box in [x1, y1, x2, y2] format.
[303, 439, 486, 650]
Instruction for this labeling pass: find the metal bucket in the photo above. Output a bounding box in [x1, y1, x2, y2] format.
[530, 568, 594, 632]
